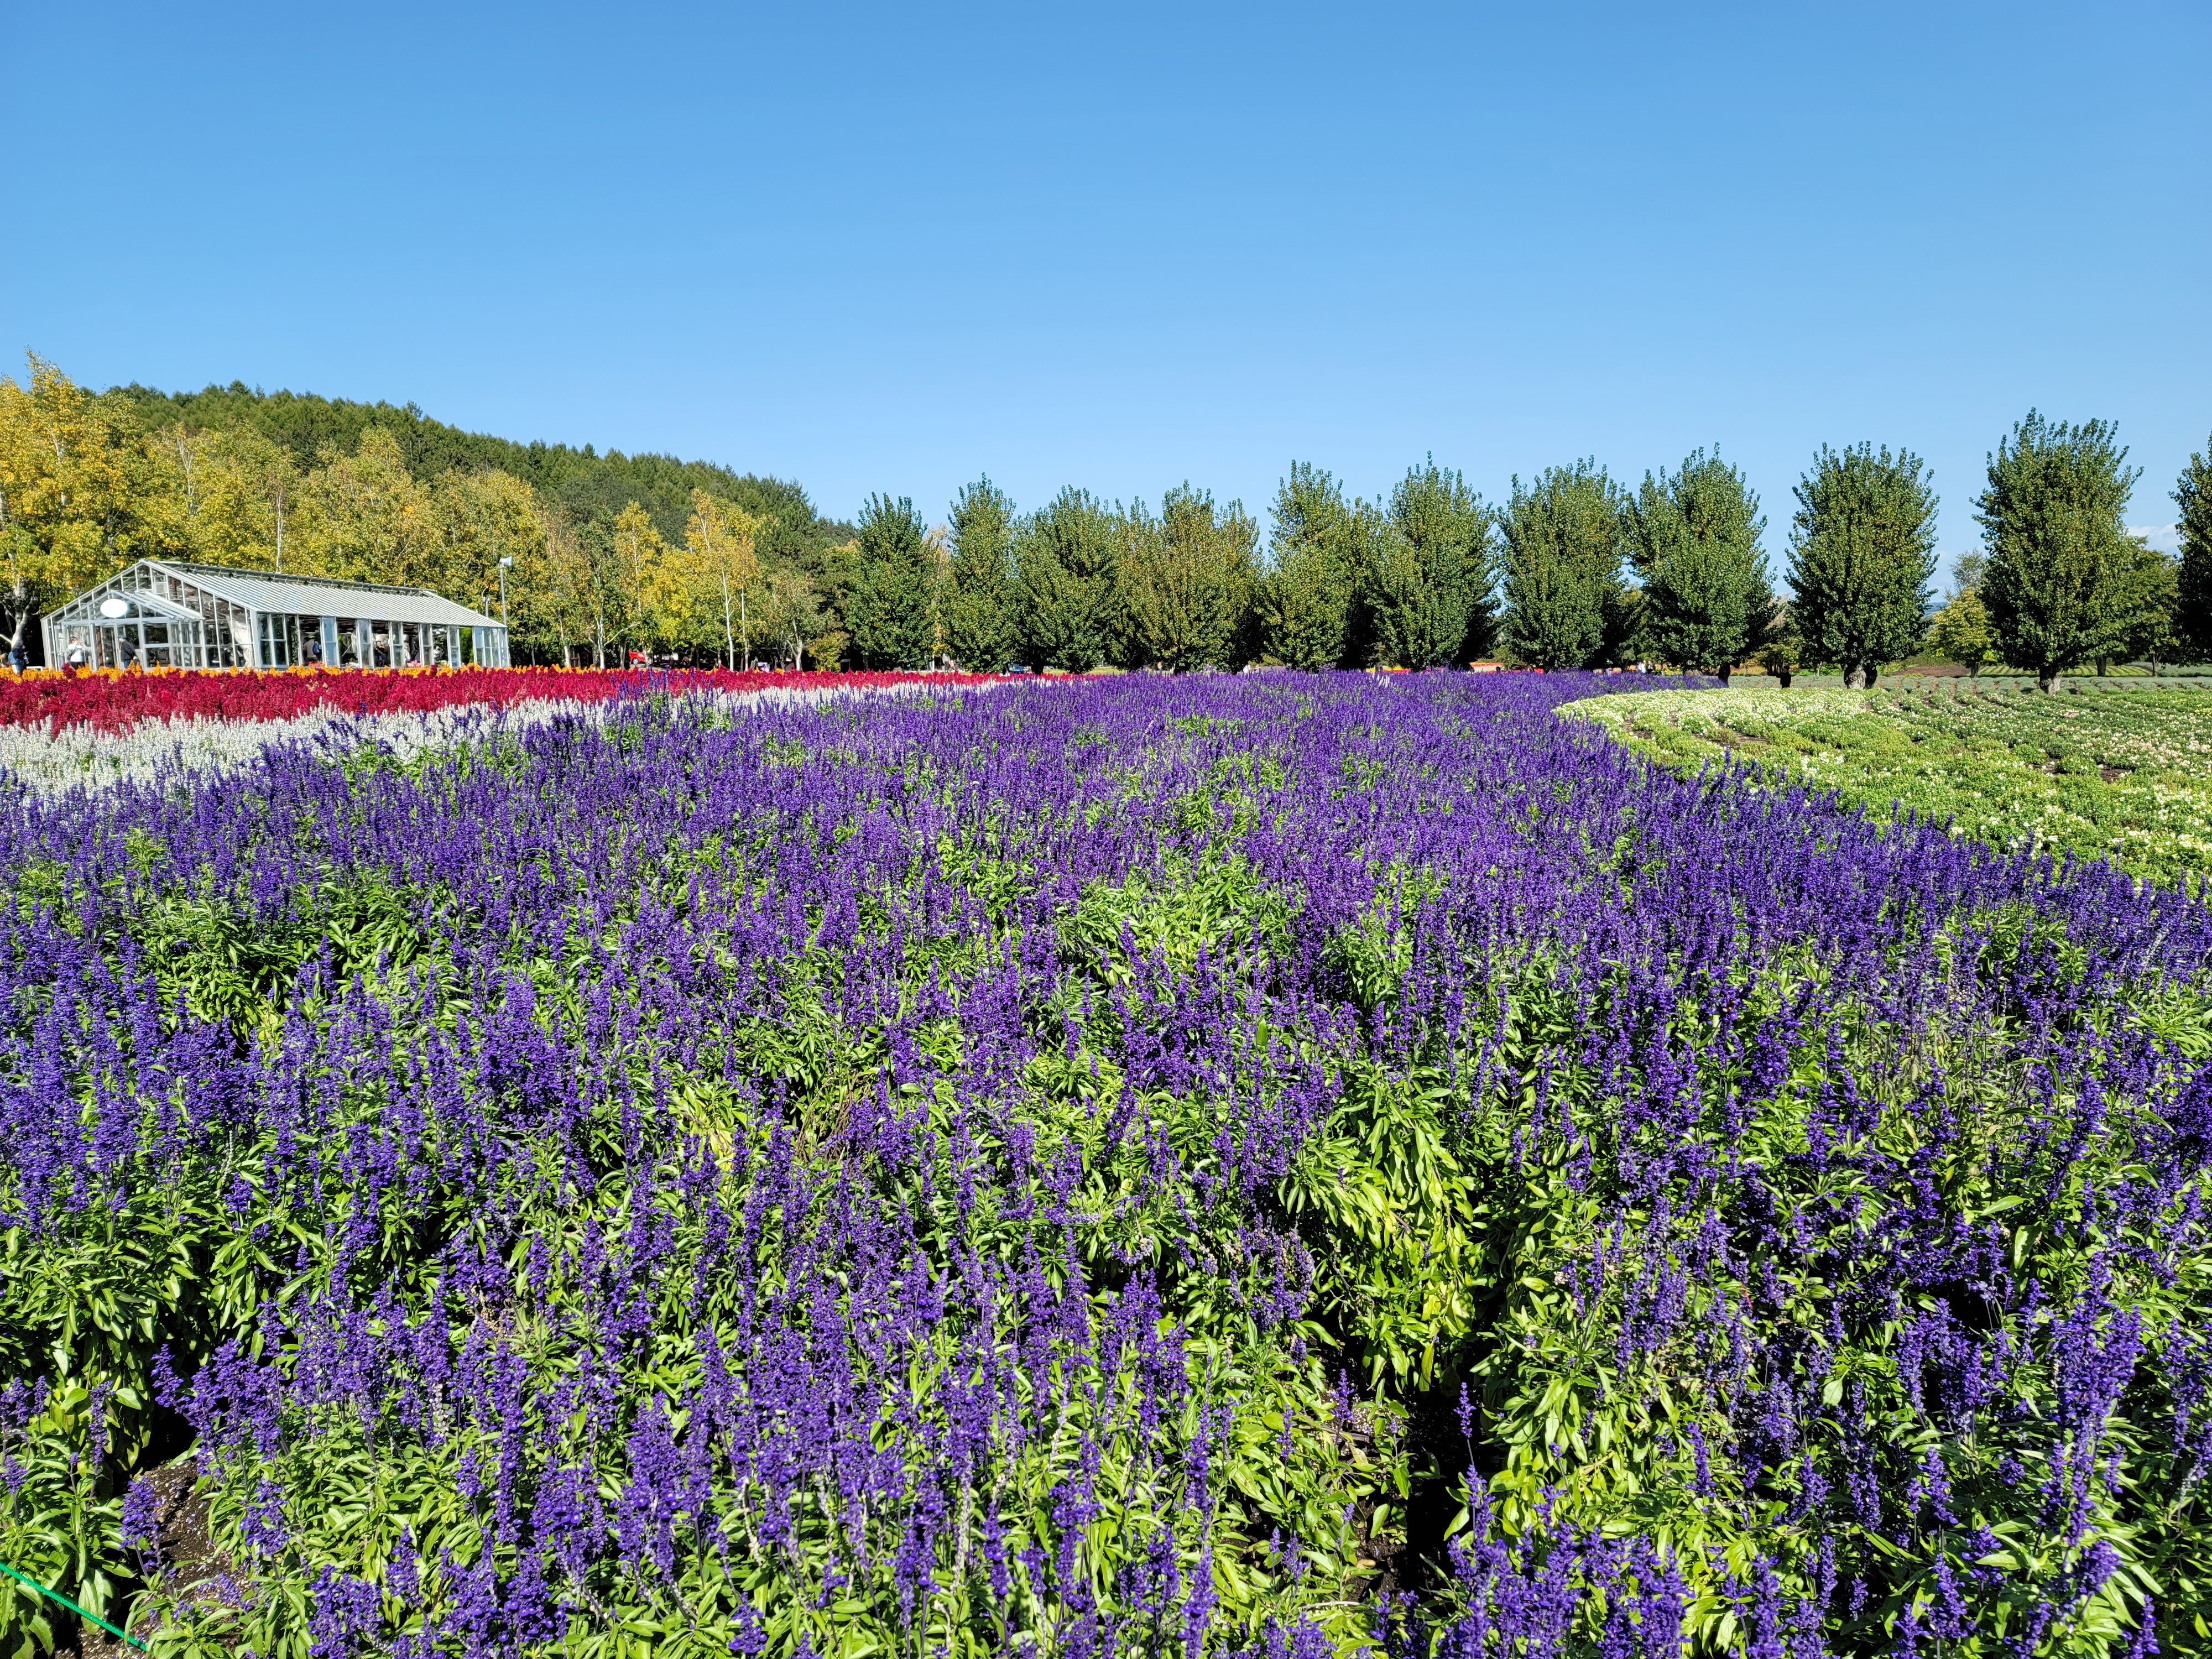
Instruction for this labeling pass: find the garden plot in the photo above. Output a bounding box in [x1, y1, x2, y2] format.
[2, 671, 2207, 1656]
[1571, 681, 2212, 885]
[0, 677, 973, 795]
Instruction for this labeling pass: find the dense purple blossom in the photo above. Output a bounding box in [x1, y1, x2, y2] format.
[1, 671, 2206, 1655]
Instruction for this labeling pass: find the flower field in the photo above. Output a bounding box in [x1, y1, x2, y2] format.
[1572, 682, 2212, 886]
[0, 666, 979, 738]
[3, 671, 2210, 1656]
[0, 672, 974, 797]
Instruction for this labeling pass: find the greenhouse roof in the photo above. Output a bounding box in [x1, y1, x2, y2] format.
[142, 561, 502, 628]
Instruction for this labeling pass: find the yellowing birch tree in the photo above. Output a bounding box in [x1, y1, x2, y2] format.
[608, 502, 665, 658]
[0, 356, 146, 662]
[677, 487, 765, 668]
[294, 427, 436, 586]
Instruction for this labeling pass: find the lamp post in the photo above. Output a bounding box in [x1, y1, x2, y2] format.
[498, 556, 513, 667]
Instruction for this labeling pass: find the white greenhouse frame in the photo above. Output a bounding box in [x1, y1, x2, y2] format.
[43, 561, 510, 672]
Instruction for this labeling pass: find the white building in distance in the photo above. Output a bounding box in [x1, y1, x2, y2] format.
[42, 560, 510, 671]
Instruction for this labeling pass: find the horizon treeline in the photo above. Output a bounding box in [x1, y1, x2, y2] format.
[0, 358, 860, 671]
[4, 356, 2207, 690]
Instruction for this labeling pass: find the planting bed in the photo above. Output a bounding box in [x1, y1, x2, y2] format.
[1573, 683, 2212, 885]
[1, 672, 2209, 1656]
[0, 666, 977, 737]
[0, 668, 987, 796]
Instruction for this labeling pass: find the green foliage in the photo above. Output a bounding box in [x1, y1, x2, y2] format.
[944, 477, 1019, 672]
[1116, 485, 1256, 671]
[2107, 538, 2180, 671]
[3, 834, 1412, 1656]
[846, 494, 941, 669]
[1626, 448, 1774, 680]
[1572, 684, 2212, 884]
[1256, 463, 1370, 670]
[1368, 462, 1490, 670]
[1785, 443, 1939, 688]
[1977, 412, 2143, 693]
[1756, 608, 1802, 683]
[1927, 588, 2000, 676]
[1014, 488, 1121, 672]
[111, 380, 852, 562]
[12, 700, 2212, 1653]
[1498, 461, 1634, 671]
[2177, 438, 2212, 662]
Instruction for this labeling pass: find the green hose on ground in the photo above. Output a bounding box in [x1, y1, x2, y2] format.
[0, 1557, 148, 1651]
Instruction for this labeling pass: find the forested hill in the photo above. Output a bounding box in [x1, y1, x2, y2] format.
[112, 380, 858, 558]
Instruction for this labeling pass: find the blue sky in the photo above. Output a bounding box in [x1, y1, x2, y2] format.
[3, 1, 2204, 575]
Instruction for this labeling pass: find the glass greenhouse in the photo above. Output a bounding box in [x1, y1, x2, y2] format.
[42, 560, 510, 671]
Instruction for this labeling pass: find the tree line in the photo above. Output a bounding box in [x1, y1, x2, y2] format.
[862, 419, 2211, 694]
[6, 355, 2208, 690]
[0, 358, 859, 669]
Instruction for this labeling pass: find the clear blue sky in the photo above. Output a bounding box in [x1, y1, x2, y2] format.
[3, 1, 2204, 572]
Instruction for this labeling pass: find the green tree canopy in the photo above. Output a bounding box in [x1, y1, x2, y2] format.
[1627, 448, 1773, 681]
[945, 477, 1019, 672]
[847, 494, 941, 670]
[1498, 461, 1633, 671]
[1369, 460, 1489, 669]
[1927, 590, 1999, 677]
[2105, 537, 2179, 673]
[1014, 487, 1119, 672]
[1976, 412, 2141, 693]
[1256, 462, 1369, 669]
[1786, 444, 1939, 690]
[113, 379, 853, 564]
[2173, 437, 2212, 664]
[1117, 486, 1256, 671]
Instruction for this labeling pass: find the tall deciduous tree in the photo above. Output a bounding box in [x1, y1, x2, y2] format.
[432, 469, 548, 635]
[945, 477, 1019, 672]
[1498, 462, 1633, 671]
[848, 494, 941, 670]
[191, 426, 301, 572]
[1118, 484, 1256, 671]
[1627, 448, 1773, 682]
[0, 356, 148, 663]
[1369, 460, 1489, 669]
[2100, 537, 2177, 674]
[1014, 488, 1119, 672]
[2173, 438, 2212, 664]
[1257, 462, 1369, 669]
[1976, 413, 2140, 693]
[755, 566, 828, 669]
[560, 515, 639, 668]
[295, 427, 439, 588]
[1927, 591, 1999, 678]
[606, 503, 665, 658]
[664, 489, 764, 667]
[1786, 445, 1939, 690]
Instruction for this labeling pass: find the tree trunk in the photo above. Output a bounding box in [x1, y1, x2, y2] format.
[1717, 664, 1731, 686]
[1843, 663, 1864, 690]
[2038, 666, 2058, 694]
[2096, 657, 2110, 676]
[722, 568, 734, 670]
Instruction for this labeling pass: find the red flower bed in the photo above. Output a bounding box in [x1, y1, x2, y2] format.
[0, 666, 992, 736]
